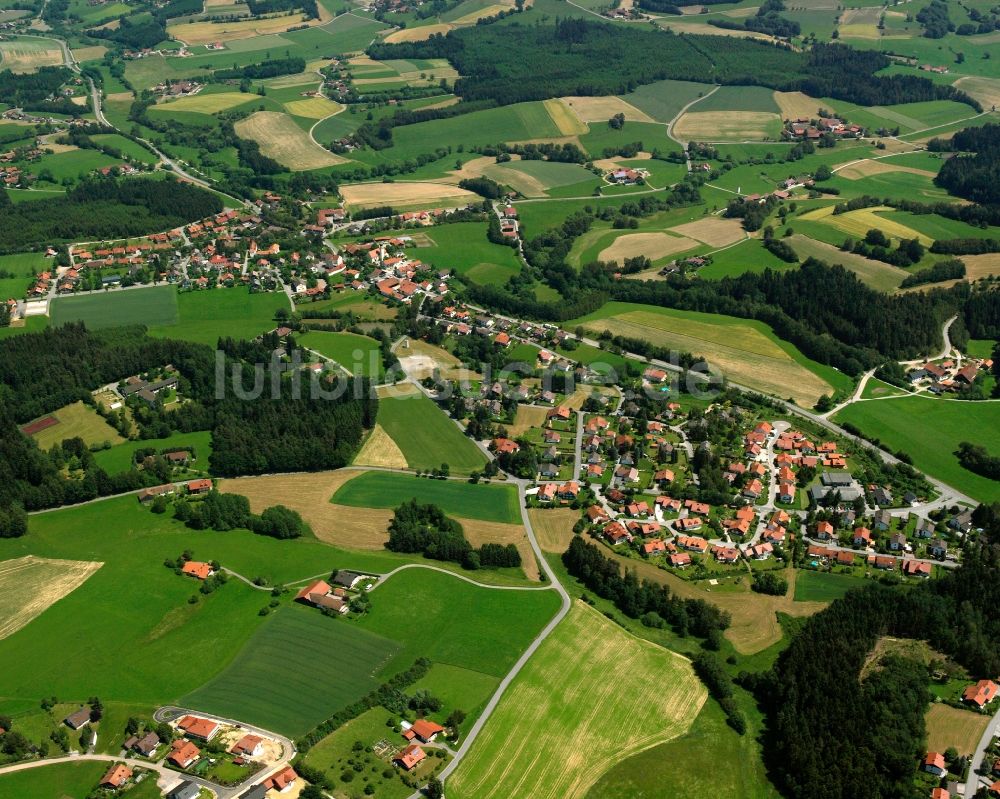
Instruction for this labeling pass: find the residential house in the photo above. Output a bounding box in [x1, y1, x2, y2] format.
[962, 679, 999, 709]
[394, 744, 426, 771]
[711, 545, 740, 563]
[888, 532, 907, 552]
[168, 739, 201, 769]
[124, 731, 159, 757]
[265, 766, 298, 793]
[669, 552, 692, 568]
[928, 539, 948, 558]
[137, 484, 175, 503]
[835, 550, 855, 566]
[404, 719, 445, 743]
[557, 481, 580, 501]
[902, 559, 931, 578]
[676, 535, 708, 552]
[852, 527, 872, 547]
[869, 554, 898, 571]
[100, 764, 132, 789]
[603, 522, 631, 545]
[181, 561, 213, 580]
[177, 715, 219, 741]
[642, 539, 667, 557]
[295, 579, 349, 614]
[815, 521, 835, 541]
[745, 542, 774, 560]
[873, 510, 892, 531]
[230, 734, 264, 758]
[187, 478, 212, 495]
[923, 752, 947, 778]
[778, 482, 796, 503]
[168, 783, 201, 799]
[743, 479, 763, 500]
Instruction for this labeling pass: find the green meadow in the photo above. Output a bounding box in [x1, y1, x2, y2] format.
[92, 430, 214, 476]
[793, 570, 868, 602]
[298, 330, 386, 379]
[148, 287, 289, 346]
[51, 285, 179, 330]
[0, 762, 110, 799]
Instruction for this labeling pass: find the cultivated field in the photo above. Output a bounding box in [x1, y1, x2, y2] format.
[0, 39, 63, 72]
[284, 97, 343, 119]
[168, 12, 320, 44]
[788, 235, 907, 292]
[773, 91, 826, 120]
[181, 607, 401, 737]
[569, 303, 835, 406]
[925, 704, 990, 756]
[562, 95, 654, 124]
[673, 111, 782, 142]
[340, 181, 476, 210]
[527, 508, 578, 554]
[798, 205, 932, 246]
[598, 232, 698, 264]
[383, 23, 454, 43]
[25, 400, 125, 449]
[153, 91, 257, 114]
[51, 285, 179, 330]
[448, 602, 707, 799]
[353, 424, 408, 469]
[234, 111, 348, 170]
[961, 253, 1000, 280]
[0, 556, 102, 641]
[954, 76, 1000, 111]
[543, 99, 590, 136]
[462, 519, 539, 581]
[834, 159, 937, 180]
[838, 6, 881, 37]
[503, 404, 549, 437]
[669, 216, 746, 247]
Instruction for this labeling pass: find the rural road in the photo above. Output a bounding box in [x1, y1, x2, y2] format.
[963, 702, 1000, 798]
[0, 753, 197, 795]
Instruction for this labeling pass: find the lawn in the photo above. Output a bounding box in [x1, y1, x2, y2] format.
[0, 761, 108, 799]
[91, 430, 213, 476]
[400, 221, 522, 287]
[0, 251, 46, 299]
[374, 389, 489, 474]
[26, 400, 124, 449]
[181, 606, 401, 737]
[697, 238, 794, 279]
[147, 287, 289, 346]
[447, 602, 706, 799]
[50, 285, 179, 330]
[331, 471, 520, 524]
[835, 396, 1000, 502]
[298, 330, 385, 379]
[793, 570, 868, 602]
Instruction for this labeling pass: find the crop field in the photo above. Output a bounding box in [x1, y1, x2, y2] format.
[147, 286, 288, 345]
[396, 337, 482, 381]
[168, 11, 321, 44]
[561, 95, 654, 124]
[797, 204, 933, 246]
[448, 602, 706, 799]
[774, 91, 827, 120]
[787, 235, 908, 292]
[542, 98, 590, 135]
[691, 86, 780, 114]
[51, 285, 179, 329]
[838, 6, 881, 37]
[673, 110, 783, 142]
[527, 508, 578, 554]
[298, 330, 385, 379]
[384, 22, 455, 42]
[624, 79, 709, 123]
[354, 424, 408, 469]
[283, 97, 343, 119]
[151, 91, 258, 115]
[835, 396, 1000, 502]
[484, 160, 596, 198]
[960, 253, 1000, 281]
[374, 387, 490, 474]
[332, 471, 521, 524]
[0, 556, 102, 641]
[568, 302, 838, 405]
[181, 607, 401, 737]
[954, 76, 1000, 110]
[833, 159, 937, 181]
[669, 216, 746, 247]
[0, 39, 64, 72]
[340, 180, 476, 209]
[25, 401, 124, 449]
[925, 704, 990, 756]
[462, 519, 539, 581]
[235, 111, 347, 170]
[598, 231, 699, 264]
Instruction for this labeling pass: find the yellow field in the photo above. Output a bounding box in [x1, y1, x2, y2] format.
[561, 95, 655, 124]
[353, 424, 408, 469]
[451, 3, 509, 23]
[788, 234, 907, 292]
[28, 401, 125, 449]
[267, 72, 322, 89]
[542, 99, 590, 136]
[284, 97, 343, 119]
[234, 111, 348, 170]
[396, 337, 482, 381]
[527, 508, 578, 554]
[503, 404, 549, 438]
[169, 12, 317, 44]
[70, 45, 107, 62]
[383, 23, 454, 43]
[340, 180, 476, 209]
[580, 309, 833, 405]
[954, 76, 1000, 110]
[0, 39, 64, 72]
[153, 91, 257, 114]
[670, 216, 746, 247]
[598, 232, 699, 264]
[798, 204, 932, 246]
[463, 520, 540, 580]
[657, 19, 775, 39]
[773, 91, 826, 120]
[834, 159, 936, 180]
[962, 253, 1000, 280]
[925, 704, 990, 756]
[0, 556, 103, 641]
[838, 7, 882, 38]
[448, 602, 707, 799]
[673, 110, 780, 141]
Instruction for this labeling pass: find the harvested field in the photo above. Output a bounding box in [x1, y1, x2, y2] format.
[444, 154, 507, 184]
[543, 99, 590, 136]
[0, 556, 103, 641]
[354, 424, 408, 469]
[503, 404, 549, 437]
[597, 232, 698, 264]
[788, 235, 907, 292]
[673, 110, 781, 142]
[340, 181, 476, 210]
[153, 91, 257, 114]
[448, 602, 706, 799]
[396, 337, 482, 381]
[168, 13, 318, 44]
[954, 76, 1000, 111]
[421, 96, 461, 111]
[234, 111, 347, 170]
[838, 6, 881, 37]
[528, 508, 578, 554]
[562, 95, 654, 124]
[657, 19, 774, 39]
[284, 97, 343, 119]
[383, 23, 454, 43]
[669, 216, 746, 247]
[960, 253, 1000, 280]
[773, 91, 826, 120]
[0, 39, 64, 72]
[833, 158, 936, 180]
[925, 704, 990, 756]
[452, 3, 509, 23]
[462, 520, 539, 581]
[798, 204, 931, 246]
[70, 45, 107, 61]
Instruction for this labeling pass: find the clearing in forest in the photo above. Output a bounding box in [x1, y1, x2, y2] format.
[0, 556, 103, 641]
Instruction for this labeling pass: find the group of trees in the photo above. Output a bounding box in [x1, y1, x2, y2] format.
[956, 441, 1000, 480]
[0, 67, 80, 116]
[933, 124, 1000, 205]
[899, 258, 966, 288]
[844, 228, 925, 267]
[173, 491, 311, 538]
[386, 499, 521, 570]
[214, 57, 306, 81]
[710, 0, 800, 38]
[916, 0, 954, 38]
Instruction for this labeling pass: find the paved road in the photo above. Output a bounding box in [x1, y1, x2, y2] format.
[964, 703, 1000, 798]
[371, 562, 553, 592]
[572, 411, 584, 482]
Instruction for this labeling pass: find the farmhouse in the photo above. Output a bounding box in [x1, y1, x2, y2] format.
[138, 484, 175, 503]
[100, 764, 132, 789]
[177, 715, 220, 741]
[294, 579, 349, 614]
[403, 719, 445, 743]
[187, 478, 213, 495]
[181, 561, 214, 580]
[168, 739, 201, 769]
[394, 744, 427, 770]
[963, 679, 999, 708]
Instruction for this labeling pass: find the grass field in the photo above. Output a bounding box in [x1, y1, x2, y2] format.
[234, 111, 347, 170]
[925, 703, 990, 756]
[674, 111, 782, 142]
[0, 761, 109, 799]
[793, 569, 867, 602]
[787, 235, 908, 292]
[50, 285, 179, 330]
[796, 204, 933, 247]
[567, 302, 844, 405]
[0, 38, 63, 72]
[598, 231, 699, 264]
[375, 387, 489, 474]
[151, 91, 258, 115]
[147, 287, 288, 346]
[0, 555, 102, 641]
[835, 396, 1000, 502]
[528, 508, 578, 553]
[92, 430, 213, 476]
[181, 607, 401, 737]
[26, 400, 124, 449]
[331, 471, 520, 524]
[298, 330, 385, 379]
[624, 79, 710, 124]
[284, 97, 343, 119]
[483, 160, 595, 198]
[448, 602, 706, 799]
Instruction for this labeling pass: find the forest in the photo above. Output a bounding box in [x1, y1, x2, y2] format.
[0, 177, 223, 253]
[933, 124, 1000, 204]
[753, 530, 1000, 799]
[369, 23, 978, 110]
[963, 287, 1000, 338]
[0, 67, 80, 115]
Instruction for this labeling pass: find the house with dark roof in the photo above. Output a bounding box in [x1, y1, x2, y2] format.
[168, 782, 202, 799]
[332, 570, 371, 589]
[64, 708, 92, 729]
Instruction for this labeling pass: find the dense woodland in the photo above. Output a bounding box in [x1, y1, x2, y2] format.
[933, 124, 1000, 205]
[0, 67, 79, 115]
[755, 529, 1000, 799]
[370, 24, 977, 110]
[0, 177, 223, 253]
